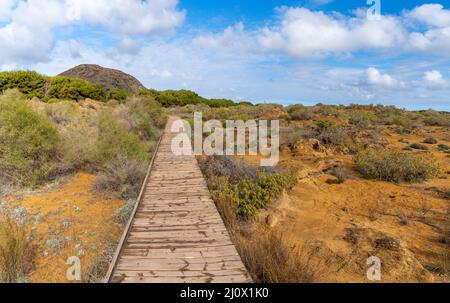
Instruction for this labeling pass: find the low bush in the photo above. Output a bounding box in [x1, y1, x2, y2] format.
[289, 106, 315, 121]
[410, 143, 429, 150]
[96, 114, 148, 166]
[438, 144, 449, 151]
[237, 229, 328, 282]
[327, 166, 352, 184]
[142, 89, 237, 108]
[212, 172, 296, 219]
[42, 101, 80, 126]
[106, 88, 127, 102]
[114, 199, 137, 224]
[348, 110, 378, 128]
[59, 122, 98, 173]
[114, 97, 166, 141]
[200, 156, 296, 219]
[0, 216, 36, 282]
[375, 106, 414, 128]
[199, 156, 275, 184]
[310, 121, 354, 148]
[0, 71, 109, 101]
[0, 98, 61, 186]
[421, 111, 450, 127]
[93, 157, 147, 199]
[354, 149, 440, 183]
[47, 76, 106, 101]
[0, 71, 47, 98]
[424, 138, 438, 144]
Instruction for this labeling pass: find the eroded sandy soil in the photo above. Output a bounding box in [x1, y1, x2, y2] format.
[248, 125, 449, 282]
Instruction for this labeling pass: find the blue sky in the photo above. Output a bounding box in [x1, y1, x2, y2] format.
[1, 0, 450, 111]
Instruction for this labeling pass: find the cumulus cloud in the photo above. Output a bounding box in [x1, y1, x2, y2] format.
[406, 4, 450, 27]
[366, 67, 403, 88]
[71, 0, 186, 35]
[258, 7, 405, 58]
[0, 0, 185, 63]
[423, 70, 448, 88]
[195, 4, 450, 59]
[406, 4, 450, 55]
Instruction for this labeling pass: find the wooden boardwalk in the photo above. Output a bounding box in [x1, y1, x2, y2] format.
[106, 117, 251, 283]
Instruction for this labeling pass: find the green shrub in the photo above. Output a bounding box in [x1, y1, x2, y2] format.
[113, 199, 137, 224]
[290, 108, 315, 121]
[348, 110, 378, 128]
[96, 114, 148, 165]
[409, 143, 429, 150]
[205, 98, 236, 108]
[423, 138, 438, 144]
[314, 121, 354, 147]
[200, 156, 297, 219]
[107, 88, 127, 102]
[354, 149, 439, 183]
[59, 122, 98, 173]
[141, 88, 236, 108]
[0, 71, 110, 101]
[438, 144, 449, 151]
[47, 76, 106, 101]
[237, 101, 253, 106]
[0, 99, 61, 186]
[213, 172, 297, 219]
[421, 111, 450, 127]
[116, 97, 166, 141]
[0, 71, 47, 98]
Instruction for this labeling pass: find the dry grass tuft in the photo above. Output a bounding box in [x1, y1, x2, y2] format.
[0, 216, 36, 282]
[236, 228, 329, 283]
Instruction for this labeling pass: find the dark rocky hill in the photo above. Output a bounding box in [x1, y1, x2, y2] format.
[59, 64, 145, 94]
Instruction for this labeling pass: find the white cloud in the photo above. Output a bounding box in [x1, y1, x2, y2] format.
[193, 22, 255, 52]
[0, 0, 185, 63]
[366, 67, 402, 88]
[71, 0, 186, 35]
[423, 70, 448, 88]
[258, 7, 405, 58]
[406, 4, 450, 27]
[406, 4, 450, 55]
[0, 0, 17, 21]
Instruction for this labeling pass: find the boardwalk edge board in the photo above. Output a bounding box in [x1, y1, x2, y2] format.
[104, 132, 164, 282]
